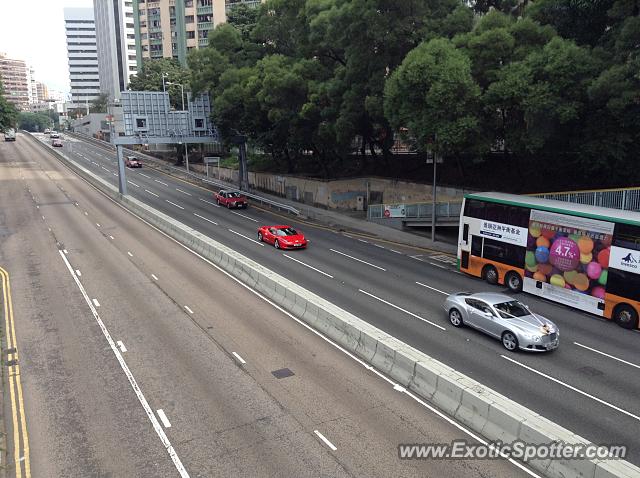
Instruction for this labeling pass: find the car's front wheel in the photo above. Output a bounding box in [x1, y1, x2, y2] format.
[257, 232, 263, 242]
[274, 239, 280, 249]
[449, 308, 463, 327]
[501, 331, 519, 351]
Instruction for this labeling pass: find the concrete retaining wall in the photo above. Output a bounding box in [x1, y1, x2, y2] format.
[31, 133, 639, 478]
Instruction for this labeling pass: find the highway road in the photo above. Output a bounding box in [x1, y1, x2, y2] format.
[21, 133, 640, 466]
[0, 136, 536, 476]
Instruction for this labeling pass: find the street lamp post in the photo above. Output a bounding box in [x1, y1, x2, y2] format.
[166, 81, 189, 172]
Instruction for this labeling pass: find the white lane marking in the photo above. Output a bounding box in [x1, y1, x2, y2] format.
[358, 239, 369, 243]
[415, 281, 449, 296]
[42, 215, 45, 220]
[283, 254, 333, 278]
[230, 211, 258, 222]
[343, 234, 352, 238]
[96, 223, 101, 227]
[329, 249, 386, 271]
[109, 235, 114, 240]
[92, 161, 98, 165]
[373, 243, 385, 249]
[184, 305, 194, 314]
[75, 269, 82, 277]
[112, 173, 117, 177]
[155, 179, 169, 186]
[228, 229, 265, 246]
[128, 180, 140, 188]
[63, 249, 68, 254]
[232, 352, 246, 364]
[410, 255, 424, 262]
[101, 166, 109, 171]
[117, 341, 127, 353]
[139, 172, 151, 178]
[90, 183, 537, 477]
[359, 289, 446, 331]
[92, 298, 100, 307]
[127, 251, 133, 257]
[314, 430, 337, 451]
[429, 262, 449, 270]
[193, 213, 218, 225]
[175, 188, 192, 196]
[166, 200, 185, 210]
[573, 342, 640, 370]
[390, 249, 403, 254]
[84, 211, 88, 215]
[157, 409, 172, 429]
[57, 251, 189, 477]
[151, 274, 158, 281]
[199, 198, 220, 208]
[501, 355, 640, 422]
[145, 189, 159, 197]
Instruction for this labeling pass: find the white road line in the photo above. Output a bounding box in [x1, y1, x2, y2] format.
[501, 355, 640, 422]
[92, 299, 100, 307]
[415, 281, 449, 295]
[184, 305, 194, 314]
[314, 430, 337, 451]
[145, 189, 159, 197]
[230, 211, 258, 222]
[56, 251, 189, 477]
[358, 239, 369, 243]
[175, 188, 192, 196]
[410, 255, 424, 262]
[228, 229, 265, 246]
[232, 352, 246, 364]
[359, 289, 446, 331]
[283, 254, 333, 278]
[96, 223, 101, 227]
[156, 409, 172, 429]
[329, 249, 386, 271]
[193, 213, 218, 225]
[63, 249, 68, 254]
[155, 179, 169, 186]
[90, 183, 537, 477]
[117, 341, 127, 353]
[166, 200, 185, 210]
[127, 251, 133, 257]
[429, 262, 449, 270]
[199, 198, 220, 207]
[92, 161, 98, 165]
[75, 269, 81, 277]
[84, 211, 88, 215]
[573, 342, 640, 370]
[128, 180, 140, 187]
[139, 172, 151, 178]
[373, 243, 385, 249]
[112, 173, 117, 177]
[101, 166, 109, 171]
[151, 274, 158, 281]
[390, 249, 403, 254]
[109, 235, 114, 240]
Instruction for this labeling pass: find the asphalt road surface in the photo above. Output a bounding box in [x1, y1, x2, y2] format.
[0, 136, 539, 476]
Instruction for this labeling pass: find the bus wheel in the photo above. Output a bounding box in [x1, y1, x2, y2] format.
[506, 272, 522, 292]
[613, 304, 639, 330]
[483, 265, 498, 285]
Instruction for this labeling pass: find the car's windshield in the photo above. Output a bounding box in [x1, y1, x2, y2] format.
[276, 228, 298, 236]
[494, 301, 529, 318]
[227, 192, 242, 198]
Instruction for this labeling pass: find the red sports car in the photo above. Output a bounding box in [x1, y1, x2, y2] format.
[258, 225, 308, 249]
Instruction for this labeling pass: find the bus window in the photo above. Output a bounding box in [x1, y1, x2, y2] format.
[485, 203, 508, 223]
[507, 206, 531, 228]
[471, 236, 482, 257]
[483, 238, 525, 268]
[613, 223, 640, 250]
[607, 268, 640, 302]
[464, 199, 485, 219]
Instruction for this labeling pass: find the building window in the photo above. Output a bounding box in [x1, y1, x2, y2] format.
[185, 15, 194, 23]
[193, 117, 205, 130]
[127, 34, 135, 39]
[135, 117, 148, 131]
[185, 0, 193, 6]
[126, 23, 134, 28]
[187, 31, 195, 39]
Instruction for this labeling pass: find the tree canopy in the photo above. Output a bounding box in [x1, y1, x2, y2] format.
[0, 80, 18, 131]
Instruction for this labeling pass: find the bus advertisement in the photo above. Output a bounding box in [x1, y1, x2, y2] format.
[458, 192, 640, 330]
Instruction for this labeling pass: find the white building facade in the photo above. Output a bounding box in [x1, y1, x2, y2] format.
[64, 8, 101, 109]
[94, 0, 138, 101]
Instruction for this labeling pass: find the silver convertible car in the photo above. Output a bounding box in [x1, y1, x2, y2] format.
[443, 292, 559, 352]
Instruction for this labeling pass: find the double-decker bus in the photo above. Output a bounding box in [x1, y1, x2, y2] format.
[458, 192, 640, 330]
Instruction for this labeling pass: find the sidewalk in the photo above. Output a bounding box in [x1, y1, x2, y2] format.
[70, 133, 457, 255]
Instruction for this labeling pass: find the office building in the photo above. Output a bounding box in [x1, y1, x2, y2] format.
[0, 53, 31, 110]
[135, 0, 262, 66]
[64, 8, 101, 109]
[94, 0, 138, 101]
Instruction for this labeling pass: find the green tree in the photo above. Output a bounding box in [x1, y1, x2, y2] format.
[0, 79, 18, 131]
[128, 58, 191, 109]
[226, 2, 259, 41]
[18, 112, 52, 132]
[89, 94, 109, 113]
[384, 38, 481, 155]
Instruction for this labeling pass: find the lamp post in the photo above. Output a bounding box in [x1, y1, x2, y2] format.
[166, 81, 189, 172]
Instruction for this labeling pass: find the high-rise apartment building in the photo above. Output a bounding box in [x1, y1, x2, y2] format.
[94, 0, 138, 101]
[64, 8, 101, 109]
[0, 53, 31, 110]
[135, 0, 262, 66]
[35, 82, 49, 102]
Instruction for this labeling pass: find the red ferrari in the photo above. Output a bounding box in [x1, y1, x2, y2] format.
[258, 225, 308, 249]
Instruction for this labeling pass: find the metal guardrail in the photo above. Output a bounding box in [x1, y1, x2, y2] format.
[67, 132, 300, 216]
[367, 201, 462, 219]
[530, 189, 640, 212]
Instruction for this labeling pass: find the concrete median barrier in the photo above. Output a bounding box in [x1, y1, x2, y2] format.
[29, 133, 638, 478]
